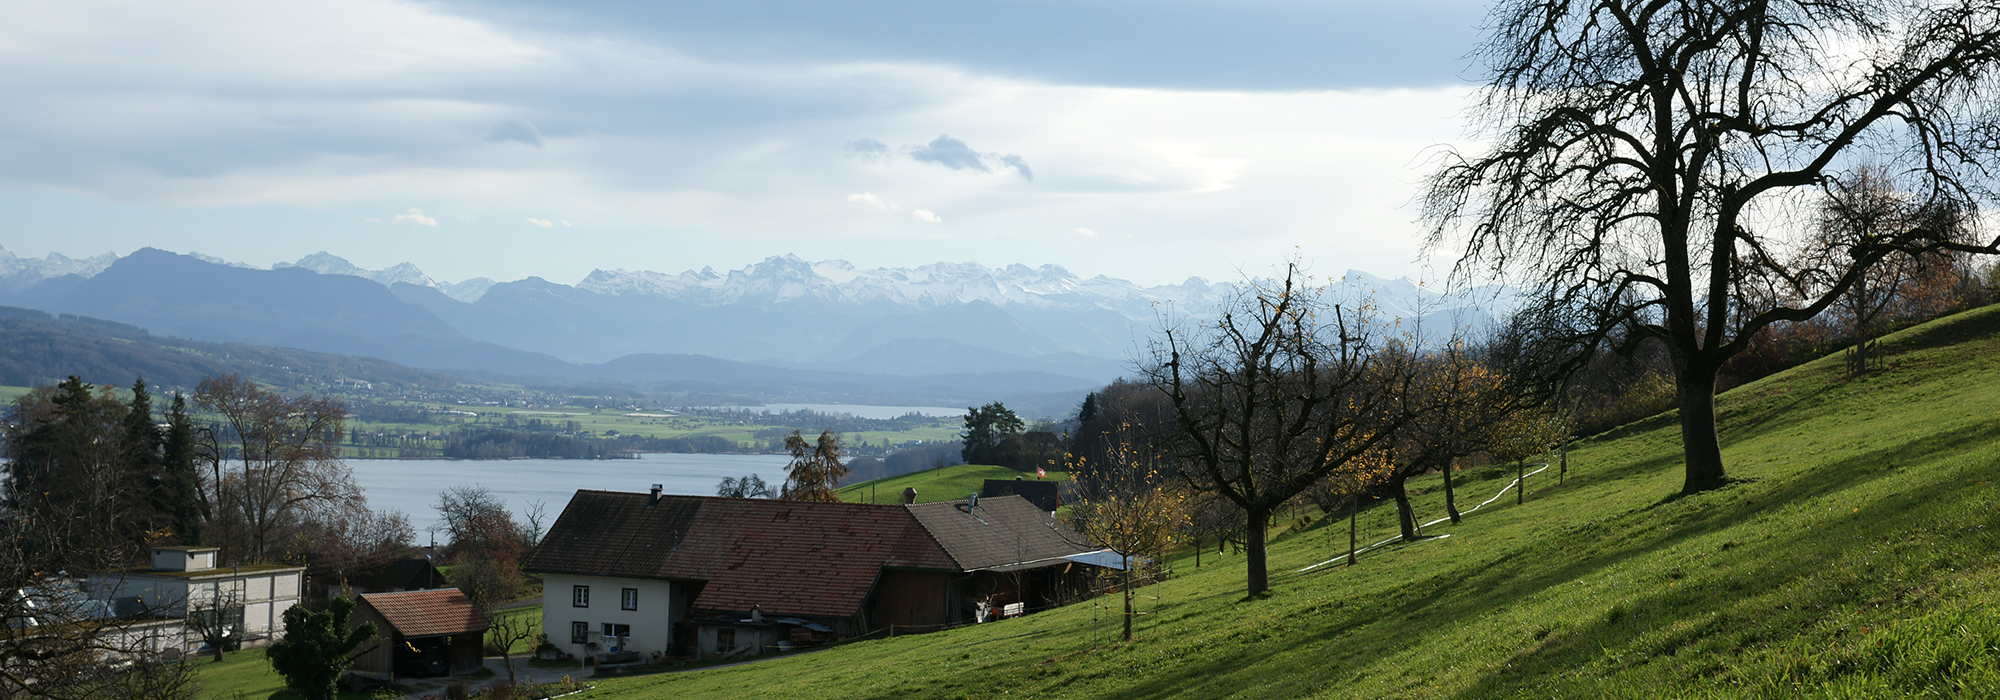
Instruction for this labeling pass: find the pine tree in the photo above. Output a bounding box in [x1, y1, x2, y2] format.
[119, 377, 167, 545]
[160, 393, 206, 545]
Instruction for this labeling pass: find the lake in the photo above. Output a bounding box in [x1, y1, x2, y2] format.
[347, 453, 794, 537]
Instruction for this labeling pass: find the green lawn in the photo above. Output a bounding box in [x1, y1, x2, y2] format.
[192, 650, 397, 700]
[579, 304, 2000, 699]
[838, 464, 1069, 504]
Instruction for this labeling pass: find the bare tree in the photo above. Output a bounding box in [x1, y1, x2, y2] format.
[0, 577, 200, 699]
[182, 578, 246, 664]
[194, 375, 356, 563]
[484, 606, 536, 683]
[1147, 264, 1416, 596]
[1814, 166, 1973, 374]
[1426, 0, 2000, 494]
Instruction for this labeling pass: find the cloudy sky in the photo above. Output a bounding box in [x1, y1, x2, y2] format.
[3, 0, 1491, 286]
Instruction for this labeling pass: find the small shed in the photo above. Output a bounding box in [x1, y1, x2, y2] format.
[346, 589, 489, 682]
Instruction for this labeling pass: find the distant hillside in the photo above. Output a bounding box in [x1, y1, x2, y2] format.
[838, 464, 1068, 505]
[0, 305, 481, 396]
[591, 303, 2000, 698]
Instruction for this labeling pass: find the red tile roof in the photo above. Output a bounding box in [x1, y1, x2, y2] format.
[358, 589, 489, 639]
[526, 492, 959, 619]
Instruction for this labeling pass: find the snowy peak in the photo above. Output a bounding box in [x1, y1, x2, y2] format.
[576, 255, 1224, 318]
[0, 246, 120, 290]
[271, 252, 490, 302]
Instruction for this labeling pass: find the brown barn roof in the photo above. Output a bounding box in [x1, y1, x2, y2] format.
[526, 492, 959, 619]
[906, 495, 1097, 571]
[358, 589, 488, 639]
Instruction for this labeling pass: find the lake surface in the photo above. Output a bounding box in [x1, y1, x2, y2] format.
[347, 454, 794, 537]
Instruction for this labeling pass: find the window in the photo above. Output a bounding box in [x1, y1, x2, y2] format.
[570, 621, 588, 644]
[602, 623, 630, 640]
[621, 588, 638, 611]
[572, 585, 590, 608]
[715, 628, 736, 650]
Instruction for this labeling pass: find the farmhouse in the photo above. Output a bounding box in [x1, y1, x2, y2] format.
[527, 487, 1109, 661]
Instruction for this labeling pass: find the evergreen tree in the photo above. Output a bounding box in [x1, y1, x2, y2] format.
[960, 402, 1023, 465]
[119, 377, 167, 545]
[160, 393, 206, 545]
[266, 596, 377, 700]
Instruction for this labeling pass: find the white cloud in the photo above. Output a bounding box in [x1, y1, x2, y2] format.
[393, 208, 438, 226]
[527, 217, 553, 227]
[1076, 227, 1100, 238]
[0, 0, 1474, 285]
[847, 193, 895, 212]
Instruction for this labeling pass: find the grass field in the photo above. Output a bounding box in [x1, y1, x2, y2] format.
[838, 464, 1070, 504]
[579, 304, 2000, 698]
[343, 403, 963, 458]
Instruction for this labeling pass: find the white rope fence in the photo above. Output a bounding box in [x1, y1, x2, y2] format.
[1297, 463, 1552, 573]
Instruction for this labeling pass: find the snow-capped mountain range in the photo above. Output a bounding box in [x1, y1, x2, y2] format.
[0, 247, 1511, 326]
[0, 245, 1517, 396]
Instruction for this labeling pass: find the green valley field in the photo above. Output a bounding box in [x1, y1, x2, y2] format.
[570, 304, 2000, 697]
[838, 464, 1070, 505]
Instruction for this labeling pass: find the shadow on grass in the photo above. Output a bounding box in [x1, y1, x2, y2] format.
[1442, 423, 2000, 699]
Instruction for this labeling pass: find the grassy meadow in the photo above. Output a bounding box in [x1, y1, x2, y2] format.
[575, 304, 2000, 698]
[838, 464, 1070, 504]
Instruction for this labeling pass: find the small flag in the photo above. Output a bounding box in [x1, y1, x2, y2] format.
[1037, 466, 1047, 478]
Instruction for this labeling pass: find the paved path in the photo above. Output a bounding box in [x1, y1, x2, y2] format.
[388, 657, 591, 699]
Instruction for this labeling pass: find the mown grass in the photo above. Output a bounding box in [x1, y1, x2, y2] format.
[581, 303, 2000, 699]
[192, 650, 397, 700]
[838, 464, 1069, 504]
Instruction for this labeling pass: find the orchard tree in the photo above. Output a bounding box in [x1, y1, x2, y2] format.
[1426, 0, 2000, 494]
[1147, 264, 1416, 596]
[1065, 429, 1189, 642]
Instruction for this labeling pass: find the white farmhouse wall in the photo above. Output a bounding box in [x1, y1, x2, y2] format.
[539, 574, 678, 658]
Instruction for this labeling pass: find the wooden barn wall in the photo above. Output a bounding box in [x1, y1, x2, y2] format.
[871, 570, 949, 632]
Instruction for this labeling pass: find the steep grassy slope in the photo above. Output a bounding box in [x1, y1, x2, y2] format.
[838, 464, 1069, 505]
[589, 305, 2000, 699]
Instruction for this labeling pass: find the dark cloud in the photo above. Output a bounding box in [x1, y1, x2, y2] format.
[485, 121, 543, 147]
[908, 134, 988, 173]
[845, 138, 890, 161]
[997, 154, 1033, 181]
[906, 134, 1032, 180]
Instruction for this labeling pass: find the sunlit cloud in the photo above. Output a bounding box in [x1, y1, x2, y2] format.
[393, 208, 438, 226]
[911, 209, 942, 224]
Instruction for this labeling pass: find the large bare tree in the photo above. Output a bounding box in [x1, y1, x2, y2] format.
[1426, 0, 2000, 493]
[193, 375, 356, 563]
[1146, 265, 1414, 596]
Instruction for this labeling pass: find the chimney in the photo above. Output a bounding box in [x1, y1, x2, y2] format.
[968, 493, 979, 509]
[650, 484, 663, 506]
[901, 487, 918, 505]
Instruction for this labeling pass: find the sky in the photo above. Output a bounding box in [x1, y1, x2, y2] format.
[2, 0, 1492, 287]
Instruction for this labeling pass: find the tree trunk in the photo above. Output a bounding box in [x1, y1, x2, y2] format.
[1516, 460, 1525, 505]
[1442, 464, 1462, 524]
[1193, 532, 1201, 568]
[1346, 495, 1358, 566]
[1244, 507, 1271, 595]
[1392, 475, 1418, 541]
[1677, 366, 1728, 493]
[1121, 557, 1134, 641]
